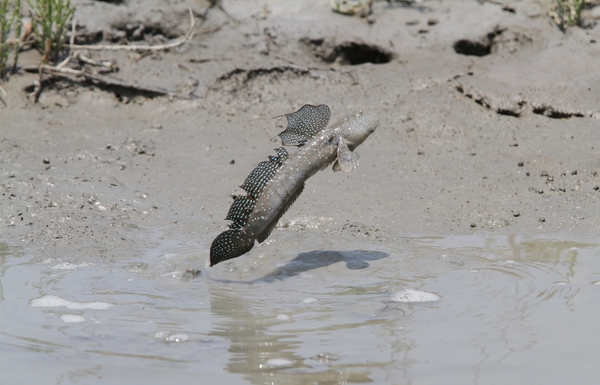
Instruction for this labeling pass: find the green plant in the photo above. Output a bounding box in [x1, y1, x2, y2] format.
[27, 0, 74, 63]
[556, 0, 584, 30]
[0, 0, 21, 80]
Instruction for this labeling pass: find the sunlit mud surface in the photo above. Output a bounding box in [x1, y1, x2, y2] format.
[1, 234, 599, 384]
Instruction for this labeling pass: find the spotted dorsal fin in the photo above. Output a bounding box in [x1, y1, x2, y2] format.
[240, 147, 289, 199]
[211, 147, 289, 266]
[278, 104, 331, 147]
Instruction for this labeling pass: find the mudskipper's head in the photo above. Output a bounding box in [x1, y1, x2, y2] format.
[343, 110, 379, 149]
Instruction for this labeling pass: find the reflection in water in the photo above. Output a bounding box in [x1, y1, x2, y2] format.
[1, 235, 600, 384]
[209, 250, 390, 384]
[0, 243, 23, 302]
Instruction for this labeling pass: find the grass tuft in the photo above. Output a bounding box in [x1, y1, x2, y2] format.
[0, 0, 21, 80]
[27, 0, 74, 63]
[555, 0, 585, 31]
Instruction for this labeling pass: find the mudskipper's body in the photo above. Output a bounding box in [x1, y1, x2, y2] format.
[210, 104, 378, 266]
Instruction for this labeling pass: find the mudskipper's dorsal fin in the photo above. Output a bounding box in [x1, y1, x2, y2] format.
[278, 104, 331, 147]
[210, 147, 289, 266]
[240, 147, 289, 199]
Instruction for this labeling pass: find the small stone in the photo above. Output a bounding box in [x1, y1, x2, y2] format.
[230, 159, 235, 165]
[593, 186, 599, 191]
[427, 18, 439, 26]
[151, 119, 162, 129]
[540, 171, 548, 177]
[571, 170, 578, 175]
[513, 212, 520, 217]
[518, 162, 524, 167]
[43, 158, 50, 164]
[470, 223, 477, 228]
[406, 19, 419, 26]
[539, 218, 546, 222]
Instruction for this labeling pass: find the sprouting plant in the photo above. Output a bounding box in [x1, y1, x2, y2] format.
[556, 0, 585, 31]
[27, 0, 74, 63]
[0, 0, 21, 80]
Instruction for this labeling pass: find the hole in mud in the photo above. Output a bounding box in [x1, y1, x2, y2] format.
[453, 39, 492, 56]
[532, 105, 586, 119]
[453, 27, 505, 57]
[301, 38, 393, 65]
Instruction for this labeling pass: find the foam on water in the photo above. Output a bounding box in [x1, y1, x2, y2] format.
[51, 263, 90, 270]
[165, 334, 189, 343]
[391, 289, 440, 303]
[60, 314, 86, 323]
[154, 331, 190, 343]
[30, 295, 113, 310]
[261, 358, 294, 369]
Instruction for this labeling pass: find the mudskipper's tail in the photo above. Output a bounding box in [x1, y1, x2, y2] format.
[210, 230, 255, 266]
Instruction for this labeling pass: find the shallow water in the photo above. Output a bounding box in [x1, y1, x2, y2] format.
[1, 234, 600, 384]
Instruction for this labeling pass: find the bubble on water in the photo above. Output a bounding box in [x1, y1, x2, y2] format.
[302, 298, 317, 304]
[468, 269, 479, 273]
[312, 353, 339, 363]
[276, 314, 290, 320]
[154, 331, 171, 339]
[30, 295, 113, 310]
[51, 263, 89, 270]
[164, 271, 185, 278]
[261, 358, 293, 369]
[391, 289, 440, 303]
[154, 331, 189, 342]
[165, 333, 189, 343]
[60, 314, 85, 323]
[555, 281, 569, 286]
[592, 281, 600, 286]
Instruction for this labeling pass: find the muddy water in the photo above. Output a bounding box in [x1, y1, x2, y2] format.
[1, 234, 599, 384]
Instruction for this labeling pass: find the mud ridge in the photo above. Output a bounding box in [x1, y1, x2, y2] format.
[456, 83, 594, 119]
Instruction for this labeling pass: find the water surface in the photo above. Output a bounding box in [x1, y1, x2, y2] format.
[1, 234, 599, 384]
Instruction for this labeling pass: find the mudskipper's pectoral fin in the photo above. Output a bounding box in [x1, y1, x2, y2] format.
[333, 139, 360, 172]
[278, 104, 331, 147]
